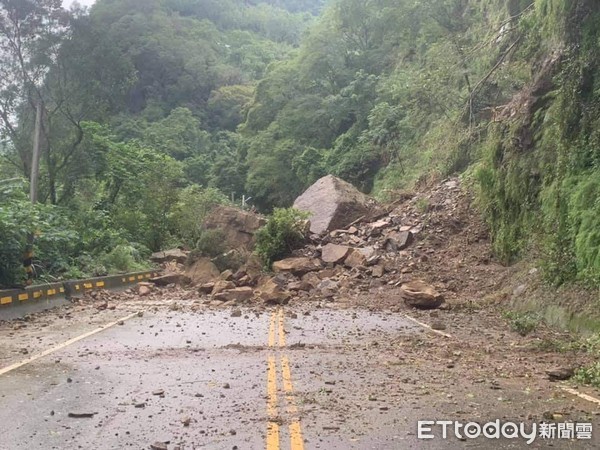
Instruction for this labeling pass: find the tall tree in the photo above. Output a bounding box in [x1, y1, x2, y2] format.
[0, 0, 68, 180]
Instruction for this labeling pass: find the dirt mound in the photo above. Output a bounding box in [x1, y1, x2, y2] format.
[229, 176, 506, 310]
[375, 177, 505, 307]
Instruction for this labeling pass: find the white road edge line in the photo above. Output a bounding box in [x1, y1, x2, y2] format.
[404, 314, 453, 338]
[560, 386, 600, 406]
[0, 311, 139, 377]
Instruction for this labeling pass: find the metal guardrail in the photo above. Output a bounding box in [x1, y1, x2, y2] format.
[0, 270, 162, 319]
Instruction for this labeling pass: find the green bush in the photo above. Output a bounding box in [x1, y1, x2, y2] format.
[574, 362, 600, 388]
[190, 229, 227, 259]
[254, 207, 309, 268]
[0, 181, 79, 286]
[503, 311, 541, 336]
[99, 245, 149, 273]
[170, 185, 230, 248]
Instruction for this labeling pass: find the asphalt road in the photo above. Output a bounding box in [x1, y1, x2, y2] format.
[1, 305, 599, 449]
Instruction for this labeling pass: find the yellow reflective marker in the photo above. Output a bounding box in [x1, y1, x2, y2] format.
[33, 291, 42, 299]
[47, 289, 56, 296]
[59, 287, 64, 293]
[18, 293, 28, 301]
[0, 297, 12, 305]
[83, 283, 93, 289]
[267, 356, 280, 450]
[128, 276, 135, 282]
[96, 281, 105, 288]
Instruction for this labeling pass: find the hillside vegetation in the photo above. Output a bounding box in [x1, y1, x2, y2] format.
[1, 0, 599, 294]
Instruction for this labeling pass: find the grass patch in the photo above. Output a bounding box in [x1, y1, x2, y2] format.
[503, 311, 541, 336]
[574, 362, 600, 389]
[415, 197, 430, 214]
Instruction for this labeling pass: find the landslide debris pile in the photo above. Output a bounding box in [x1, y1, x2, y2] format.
[124, 175, 506, 313]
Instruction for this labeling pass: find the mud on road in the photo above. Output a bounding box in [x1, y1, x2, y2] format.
[1, 294, 600, 450]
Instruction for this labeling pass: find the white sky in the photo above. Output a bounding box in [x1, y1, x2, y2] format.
[63, 0, 96, 8]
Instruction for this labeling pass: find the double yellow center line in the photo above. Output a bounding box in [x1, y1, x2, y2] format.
[267, 309, 304, 450]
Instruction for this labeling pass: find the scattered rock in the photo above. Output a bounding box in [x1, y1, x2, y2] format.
[237, 254, 264, 281]
[369, 219, 392, 230]
[150, 442, 169, 450]
[321, 244, 352, 264]
[213, 287, 254, 303]
[384, 231, 414, 252]
[371, 265, 385, 278]
[185, 257, 220, 286]
[257, 278, 292, 305]
[287, 280, 313, 292]
[236, 274, 252, 287]
[211, 280, 236, 296]
[68, 412, 97, 418]
[198, 282, 215, 295]
[138, 284, 152, 297]
[221, 270, 234, 281]
[400, 280, 444, 309]
[317, 279, 339, 297]
[546, 367, 575, 381]
[272, 257, 322, 276]
[150, 248, 188, 264]
[96, 301, 108, 311]
[301, 272, 321, 289]
[357, 246, 378, 261]
[150, 273, 190, 287]
[344, 249, 367, 268]
[231, 308, 243, 318]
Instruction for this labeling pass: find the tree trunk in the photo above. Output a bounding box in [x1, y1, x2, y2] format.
[30, 102, 43, 204]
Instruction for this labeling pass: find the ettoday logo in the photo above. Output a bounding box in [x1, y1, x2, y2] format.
[417, 420, 593, 444]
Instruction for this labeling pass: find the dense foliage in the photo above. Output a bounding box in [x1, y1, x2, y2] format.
[1, 0, 599, 290]
[254, 207, 309, 267]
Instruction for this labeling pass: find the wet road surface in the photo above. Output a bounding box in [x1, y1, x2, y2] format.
[1, 306, 600, 449]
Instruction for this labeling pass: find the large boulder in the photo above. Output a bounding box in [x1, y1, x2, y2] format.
[184, 257, 220, 286]
[400, 280, 444, 309]
[203, 206, 266, 251]
[293, 175, 374, 235]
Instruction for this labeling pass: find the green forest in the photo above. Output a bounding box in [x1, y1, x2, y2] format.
[1, 0, 600, 290]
